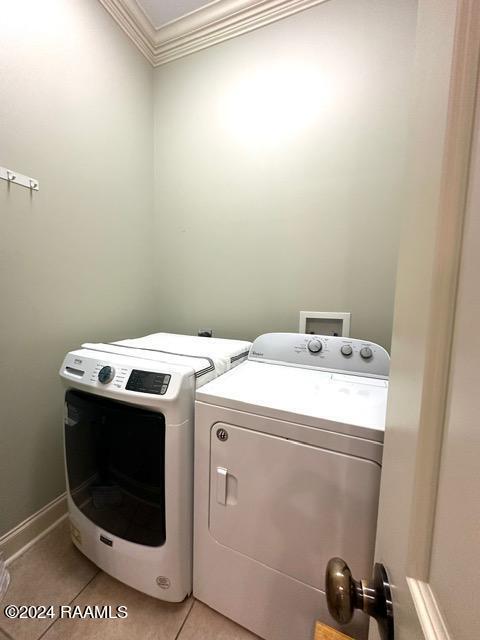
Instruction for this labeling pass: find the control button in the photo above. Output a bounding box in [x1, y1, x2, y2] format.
[341, 345, 353, 357]
[98, 365, 115, 384]
[360, 347, 373, 360]
[307, 338, 322, 353]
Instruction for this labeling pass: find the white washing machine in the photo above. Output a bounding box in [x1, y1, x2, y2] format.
[193, 333, 390, 640]
[59, 332, 250, 602]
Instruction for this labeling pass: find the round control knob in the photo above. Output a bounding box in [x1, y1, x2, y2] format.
[98, 365, 115, 384]
[341, 344, 353, 357]
[307, 338, 322, 353]
[360, 347, 373, 360]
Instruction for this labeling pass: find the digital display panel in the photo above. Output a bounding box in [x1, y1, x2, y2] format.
[126, 370, 171, 395]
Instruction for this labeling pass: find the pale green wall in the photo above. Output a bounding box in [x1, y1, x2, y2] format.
[152, 0, 417, 348]
[0, 0, 157, 536]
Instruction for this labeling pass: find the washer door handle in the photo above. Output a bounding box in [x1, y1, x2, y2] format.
[216, 467, 228, 505]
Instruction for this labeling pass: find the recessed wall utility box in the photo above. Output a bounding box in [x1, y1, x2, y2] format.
[299, 312, 351, 337]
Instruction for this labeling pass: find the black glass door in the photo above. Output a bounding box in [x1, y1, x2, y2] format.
[65, 390, 166, 547]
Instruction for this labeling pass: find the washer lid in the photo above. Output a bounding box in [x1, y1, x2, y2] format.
[196, 361, 388, 441]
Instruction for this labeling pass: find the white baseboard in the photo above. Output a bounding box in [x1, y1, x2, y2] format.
[0, 493, 68, 565]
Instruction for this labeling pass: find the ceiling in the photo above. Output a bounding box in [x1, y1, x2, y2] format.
[136, 0, 212, 28]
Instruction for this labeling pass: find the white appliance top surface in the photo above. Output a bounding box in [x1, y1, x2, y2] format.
[82, 332, 251, 385]
[196, 360, 388, 439]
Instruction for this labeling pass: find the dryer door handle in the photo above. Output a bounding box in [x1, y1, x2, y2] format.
[216, 467, 228, 505]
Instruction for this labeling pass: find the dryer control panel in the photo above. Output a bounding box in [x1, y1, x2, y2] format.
[249, 333, 389, 379]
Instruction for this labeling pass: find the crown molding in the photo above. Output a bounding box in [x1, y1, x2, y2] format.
[99, 0, 328, 66]
[99, 0, 157, 63]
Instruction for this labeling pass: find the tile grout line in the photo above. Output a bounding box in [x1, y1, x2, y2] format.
[174, 597, 195, 640]
[34, 568, 101, 640]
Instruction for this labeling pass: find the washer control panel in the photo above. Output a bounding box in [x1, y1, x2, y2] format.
[61, 354, 175, 395]
[126, 370, 171, 395]
[249, 333, 390, 378]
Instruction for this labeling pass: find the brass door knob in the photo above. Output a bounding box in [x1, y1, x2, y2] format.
[325, 558, 394, 640]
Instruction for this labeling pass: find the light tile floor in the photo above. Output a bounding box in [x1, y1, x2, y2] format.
[0, 520, 259, 640]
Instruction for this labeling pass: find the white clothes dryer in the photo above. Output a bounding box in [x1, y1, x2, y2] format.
[193, 333, 389, 639]
[59, 332, 250, 602]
